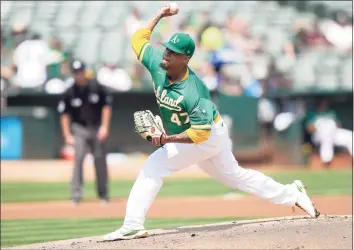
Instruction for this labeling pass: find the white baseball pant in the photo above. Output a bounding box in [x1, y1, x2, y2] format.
[312, 126, 353, 163]
[123, 117, 299, 229]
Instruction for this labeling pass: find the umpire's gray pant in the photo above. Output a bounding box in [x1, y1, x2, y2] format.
[71, 123, 108, 202]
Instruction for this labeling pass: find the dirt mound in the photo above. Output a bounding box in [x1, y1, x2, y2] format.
[5, 215, 352, 250]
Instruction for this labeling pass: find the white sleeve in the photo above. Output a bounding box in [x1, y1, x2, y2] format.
[42, 42, 53, 65]
[13, 43, 24, 66]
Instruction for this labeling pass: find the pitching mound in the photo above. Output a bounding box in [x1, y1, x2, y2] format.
[5, 215, 352, 250]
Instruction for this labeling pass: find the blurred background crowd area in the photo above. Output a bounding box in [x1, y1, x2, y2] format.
[0, 0, 352, 96]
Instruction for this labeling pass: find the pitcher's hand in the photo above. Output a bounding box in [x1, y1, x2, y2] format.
[159, 3, 179, 18]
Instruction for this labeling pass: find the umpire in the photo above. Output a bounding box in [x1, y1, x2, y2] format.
[58, 60, 113, 204]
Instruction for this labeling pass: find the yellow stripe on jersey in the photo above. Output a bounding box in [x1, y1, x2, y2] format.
[187, 114, 221, 144]
[190, 124, 212, 130]
[131, 28, 152, 58]
[213, 113, 221, 123]
[168, 69, 189, 84]
[139, 42, 150, 62]
[186, 128, 211, 144]
[181, 69, 189, 81]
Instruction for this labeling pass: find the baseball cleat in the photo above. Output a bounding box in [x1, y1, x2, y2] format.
[292, 180, 320, 218]
[103, 227, 148, 241]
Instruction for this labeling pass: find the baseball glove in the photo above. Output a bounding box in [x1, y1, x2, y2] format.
[133, 110, 166, 146]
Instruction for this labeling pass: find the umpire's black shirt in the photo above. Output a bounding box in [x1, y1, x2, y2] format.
[58, 79, 113, 128]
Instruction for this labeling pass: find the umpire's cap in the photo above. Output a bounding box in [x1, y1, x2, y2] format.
[70, 60, 86, 73]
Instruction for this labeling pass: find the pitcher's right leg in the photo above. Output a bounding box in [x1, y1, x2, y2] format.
[199, 148, 320, 218]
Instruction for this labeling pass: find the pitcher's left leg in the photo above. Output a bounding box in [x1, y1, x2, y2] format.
[103, 142, 217, 241]
[199, 148, 319, 217]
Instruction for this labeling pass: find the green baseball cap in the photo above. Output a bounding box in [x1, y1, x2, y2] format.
[161, 32, 195, 57]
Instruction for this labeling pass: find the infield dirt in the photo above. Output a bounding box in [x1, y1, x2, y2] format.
[4, 215, 352, 250]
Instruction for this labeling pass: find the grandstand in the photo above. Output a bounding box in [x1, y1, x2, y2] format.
[1, 0, 352, 93]
[0, 1, 352, 165]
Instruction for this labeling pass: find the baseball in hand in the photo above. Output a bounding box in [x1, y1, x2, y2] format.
[168, 2, 179, 13]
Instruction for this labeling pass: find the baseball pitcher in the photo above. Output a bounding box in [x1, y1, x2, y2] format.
[103, 4, 320, 241]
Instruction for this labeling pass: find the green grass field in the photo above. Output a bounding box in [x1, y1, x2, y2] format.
[1, 169, 351, 203]
[1, 217, 246, 248]
[1, 169, 351, 248]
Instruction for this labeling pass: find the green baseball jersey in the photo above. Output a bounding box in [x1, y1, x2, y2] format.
[305, 110, 338, 128]
[138, 44, 218, 135]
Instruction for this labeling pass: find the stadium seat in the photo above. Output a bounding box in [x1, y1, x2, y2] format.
[250, 24, 268, 39]
[172, 1, 193, 12]
[275, 55, 296, 74]
[315, 73, 339, 91]
[98, 2, 126, 30]
[258, 1, 281, 17]
[57, 29, 79, 49]
[314, 49, 342, 91]
[12, 1, 36, 9]
[187, 1, 216, 12]
[234, 11, 255, 24]
[265, 28, 289, 57]
[250, 2, 280, 27]
[291, 54, 317, 91]
[0, 1, 13, 25]
[251, 54, 271, 71]
[339, 58, 353, 91]
[131, 1, 156, 16]
[77, 1, 106, 30]
[269, 6, 297, 29]
[33, 2, 61, 22]
[316, 50, 340, 70]
[98, 31, 124, 65]
[6, 7, 34, 28]
[324, 1, 352, 14]
[234, 1, 259, 8]
[54, 1, 84, 29]
[296, 12, 317, 24]
[29, 21, 54, 42]
[74, 29, 101, 65]
[210, 6, 231, 26]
